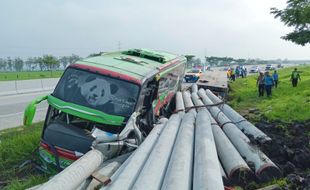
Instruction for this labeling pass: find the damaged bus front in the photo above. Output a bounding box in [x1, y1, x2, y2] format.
[24, 49, 186, 173]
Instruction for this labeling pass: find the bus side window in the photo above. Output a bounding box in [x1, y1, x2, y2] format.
[143, 77, 158, 108]
[158, 76, 169, 94]
[139, 77, 158, 133]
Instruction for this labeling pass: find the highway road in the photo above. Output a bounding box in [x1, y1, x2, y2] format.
[0, 91, 52, 130]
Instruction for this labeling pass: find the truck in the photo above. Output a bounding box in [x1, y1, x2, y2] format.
[23, 49, 186, 173]
[184, 69, 202, 82]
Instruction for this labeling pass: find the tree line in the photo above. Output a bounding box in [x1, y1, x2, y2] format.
[271, 0, 309, 46]
[186, 56, 256, 68]
[206, 56, 247, 66]
[0, 54, 82, 72]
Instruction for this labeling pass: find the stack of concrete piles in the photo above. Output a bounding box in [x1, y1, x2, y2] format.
[194, 86, 281, 183]
[33, 84, 281, 190]
[102, 85, 281, 189]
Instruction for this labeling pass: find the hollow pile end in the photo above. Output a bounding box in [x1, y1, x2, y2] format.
[229, 167, 255, 185]
[257, 164, 282, 183]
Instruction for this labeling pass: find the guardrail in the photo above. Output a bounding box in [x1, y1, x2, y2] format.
[0, 78, 59, 96]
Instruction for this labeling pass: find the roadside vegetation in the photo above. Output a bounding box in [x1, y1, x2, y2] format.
[0, 71, 63, 81]
[229, 65, 310, 122]
[0, 54, 81, 81]
[229, 65, 310, 189]
[0, 122, 49, 190]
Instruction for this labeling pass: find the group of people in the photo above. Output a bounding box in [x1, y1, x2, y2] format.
[227, 65, 247, 81]
[256, 68, 301, 97]
[235, 65, 247, 78]
[256, 70, 278, 97]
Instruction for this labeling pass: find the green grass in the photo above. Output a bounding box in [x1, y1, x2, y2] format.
[0, 122, 49, 189]
[229, 66, 310, 122]
[3, 175, 48, 190]
[234, 178, 288, 190]
[0, 71, 63, 81]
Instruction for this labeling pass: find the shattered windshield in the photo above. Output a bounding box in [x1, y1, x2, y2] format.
[53, 67, 140, 117]
[190, 70, 200, 73]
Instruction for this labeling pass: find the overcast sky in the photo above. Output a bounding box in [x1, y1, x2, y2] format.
[0, 0, 309, 60]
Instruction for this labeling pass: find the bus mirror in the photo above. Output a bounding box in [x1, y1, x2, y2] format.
[23, 95, 48, 126]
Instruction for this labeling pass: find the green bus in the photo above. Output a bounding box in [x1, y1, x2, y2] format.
[24, 49, 186, 173]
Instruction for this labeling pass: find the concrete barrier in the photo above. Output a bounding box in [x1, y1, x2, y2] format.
[0, 81, 17, 96]
[0, 78, 59, 96]
[16, 80, 42, 93]
[42, 78, 59, 91]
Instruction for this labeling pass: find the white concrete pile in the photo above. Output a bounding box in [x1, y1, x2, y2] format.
[31, 85, 281, 190]
[196, 86, 281, 183]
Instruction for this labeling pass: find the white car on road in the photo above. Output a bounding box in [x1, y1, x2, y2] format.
[249, 66, 260, 73]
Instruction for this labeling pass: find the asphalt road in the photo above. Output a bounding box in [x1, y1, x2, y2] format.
[0, 91, 52, 130]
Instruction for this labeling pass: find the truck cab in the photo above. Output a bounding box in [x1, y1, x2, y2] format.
[24, 49, 186, 173]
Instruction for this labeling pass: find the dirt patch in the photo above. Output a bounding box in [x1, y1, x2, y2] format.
[255, 119, 310, 189]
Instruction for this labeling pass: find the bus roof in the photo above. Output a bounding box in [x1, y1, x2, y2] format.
[73, 49, 185, 83]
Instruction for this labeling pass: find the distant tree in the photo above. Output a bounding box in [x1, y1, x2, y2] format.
[271, 0, 310, 46]
[185, 55, 195, 68]
[35, 57, 45, 71]
[237, 59, 246, 63]
[25, 57, 36, 71]
[206, 56, 217, 66]
[59, 56, 70, 69]
[68, 54, 81, 65]
[14, 57, 24, 71]
[41, 55, 60, 70]
[0, 58, 6, 71]
[6, 57, 13, 71]
[192, 58, 202, 68]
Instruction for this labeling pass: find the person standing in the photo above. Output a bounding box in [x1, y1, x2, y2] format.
[235, 66, 240, 78]
[291, 68, 301, 87]
[240, 66, 244, 78]
[241, 66, 246, 78]
[264, 71, 274, 97]
[227, 68, 231, 80]
[272, 70, 279, 88]
[231, 68, 235, 81]
[256, 72, 265, 97]
[244, 67, 247, 77]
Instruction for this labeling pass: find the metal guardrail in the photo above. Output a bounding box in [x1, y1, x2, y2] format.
[0, 78, 59, 96]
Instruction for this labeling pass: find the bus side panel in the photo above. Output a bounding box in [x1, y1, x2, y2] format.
[153, 61, 185, 115]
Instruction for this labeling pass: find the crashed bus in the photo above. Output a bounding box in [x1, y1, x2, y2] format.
[23, 49, 186, 173]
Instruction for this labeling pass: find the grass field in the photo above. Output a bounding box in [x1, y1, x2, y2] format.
[0, 71, 63, 81]
[0, 122, 49, 190]
[229, 65, 310, 122]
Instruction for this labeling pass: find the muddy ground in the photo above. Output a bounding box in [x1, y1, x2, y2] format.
[245, 113, 310, 190]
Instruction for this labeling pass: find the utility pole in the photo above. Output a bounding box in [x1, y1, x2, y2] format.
[118, 41, 121, 51]
[204, 48, 207, 71]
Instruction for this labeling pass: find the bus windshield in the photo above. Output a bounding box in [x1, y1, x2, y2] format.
[53, 67, 140, 117]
